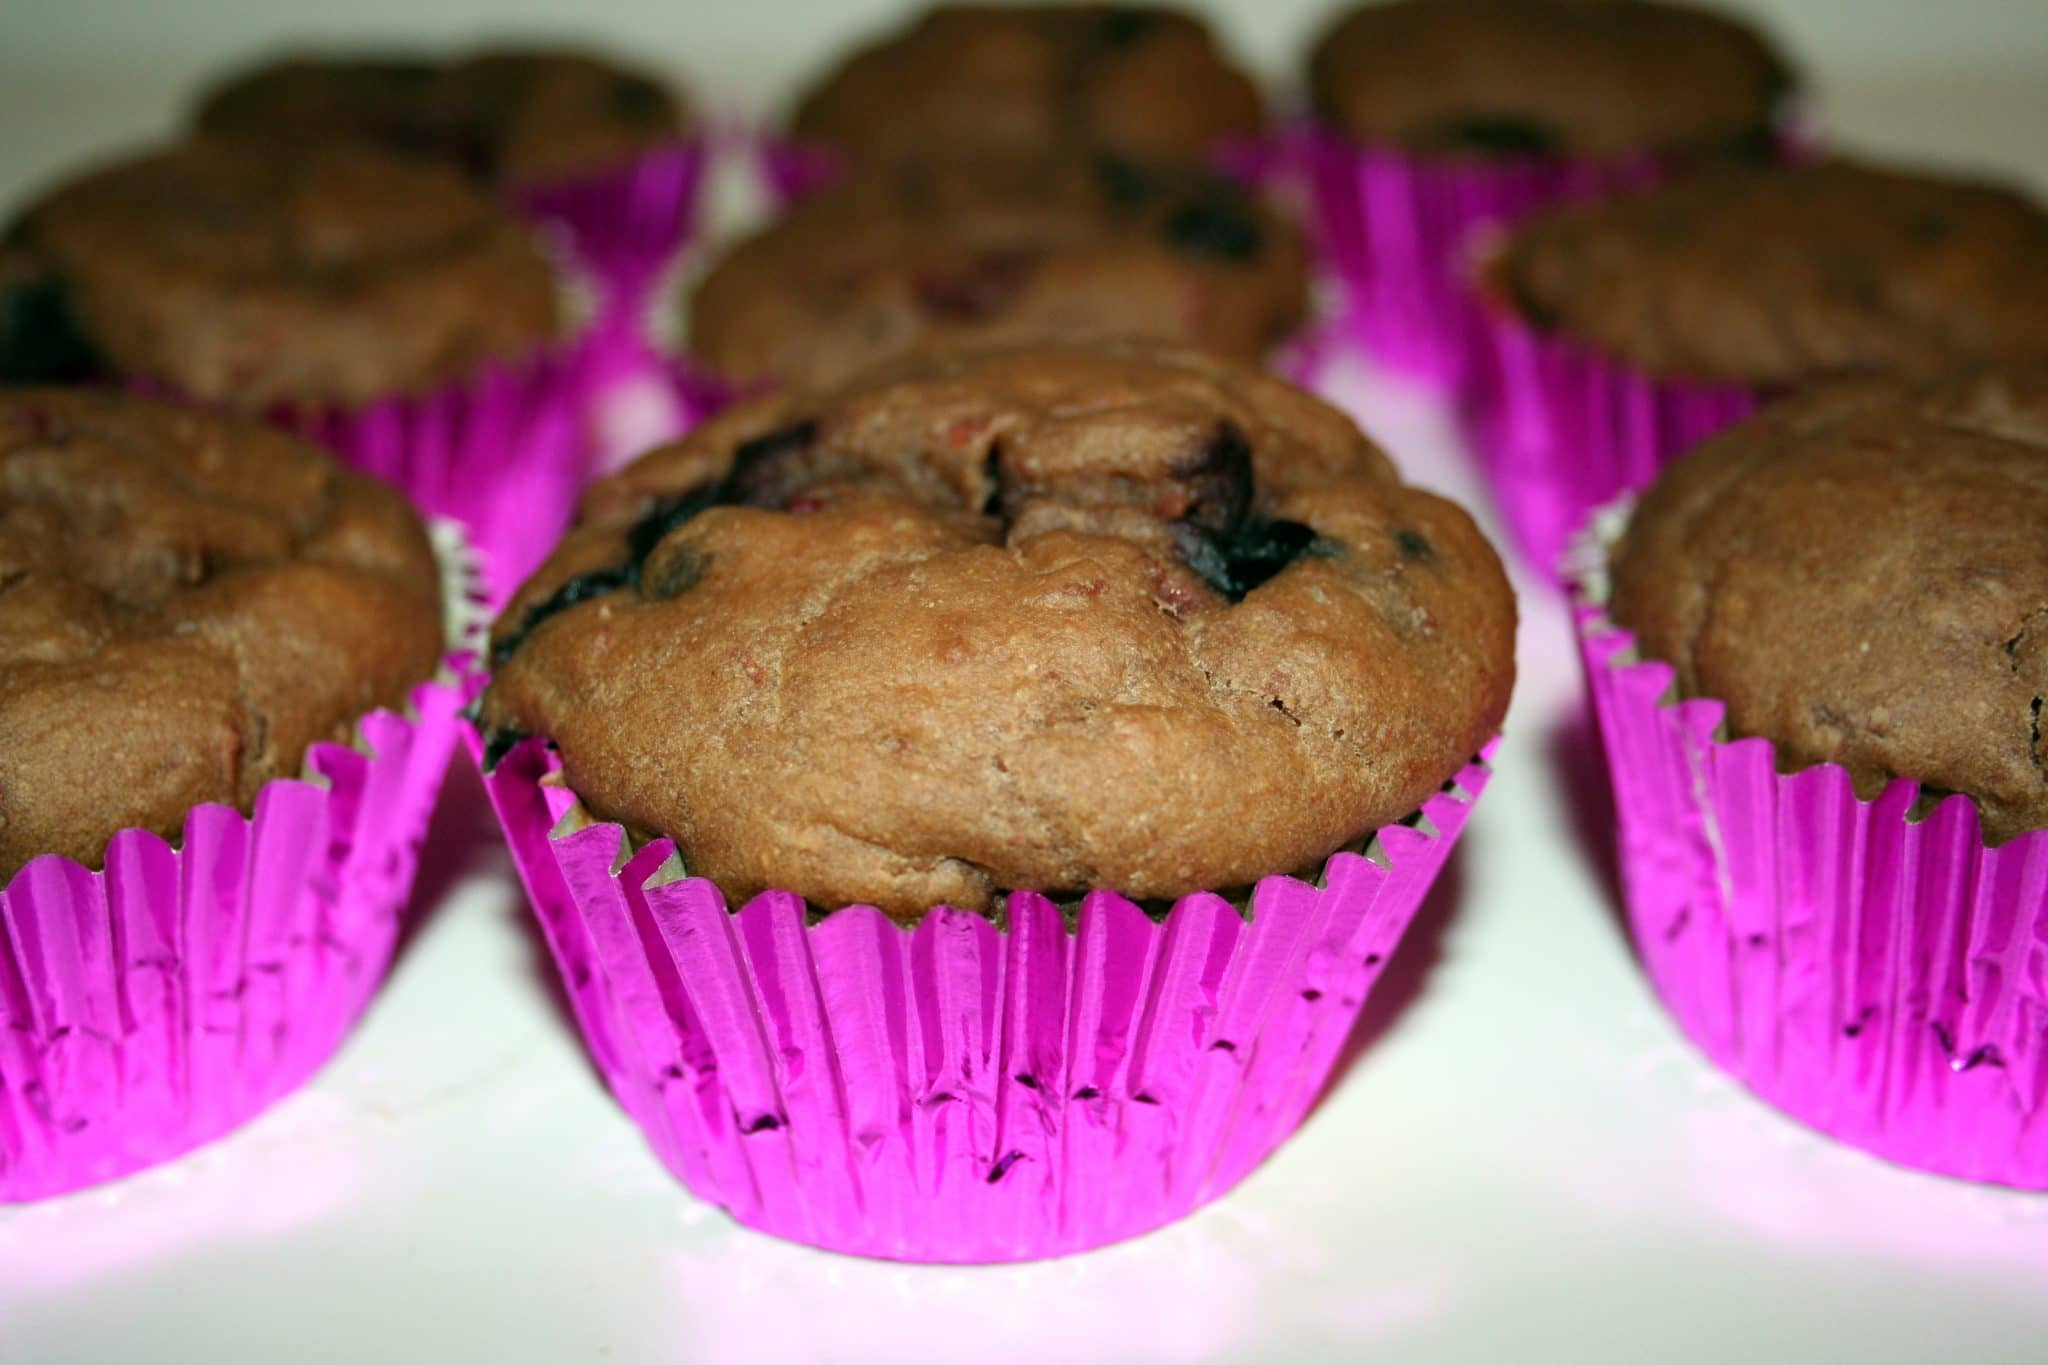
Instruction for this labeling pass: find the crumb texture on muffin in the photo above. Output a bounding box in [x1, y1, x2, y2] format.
[689, 154, 1308, 388]
[195, 47, 689, 186]
[3, 139, 559, 404]
[1611, 370, 2048, 842]
[482, 342, 1515, 919]
[1494, 161, 2048, 385]
[790, 4, 1263, 165]
[1308, 0, 1794, 159]
[0, 389, 447, 878]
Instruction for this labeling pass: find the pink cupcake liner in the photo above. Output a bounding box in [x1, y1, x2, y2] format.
[1461, 311, 1759, 582]
[752, 133, 843, 207]
[477, 733, 1494, 1261]
[0, 535, 484, 1203]
[1301, 125, 1670, 391]
[1571, 513, 2048, 1188]
[515, 136, 713, 337]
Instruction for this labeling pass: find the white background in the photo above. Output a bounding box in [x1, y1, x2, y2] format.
[2, 3, 2048, 1363]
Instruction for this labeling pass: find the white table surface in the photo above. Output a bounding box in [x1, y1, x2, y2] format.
[2, 53, 2047, 1365]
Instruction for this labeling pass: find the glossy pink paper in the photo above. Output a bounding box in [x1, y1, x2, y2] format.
[1461, 312, 1758, 582]
[1573, 535, 2048, 1187]
[1301, 127, 1665, 391]
[0, 671, 471, 1202]
[480, 734, 1493, 1261]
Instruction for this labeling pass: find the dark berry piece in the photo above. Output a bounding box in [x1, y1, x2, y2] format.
[1170, 422, 1254, 534]
[641, 544, 709, 600]
[1169, 517, 1340, 602]
[1095, 154, 1158, 211]
[0, 275, 100, 385]
[912, 249, 1040, 323]
[1164, 190, 1262, 263]
[980, 444, 1008, 518]
[623, 482, 721, 571]
[491, 566, 631, 664]
[1396, 528, 1435, 563]
[721, 419, 821, 507]
[1427, 115, 1561, 158]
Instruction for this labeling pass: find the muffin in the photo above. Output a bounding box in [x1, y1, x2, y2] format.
[688, 153, 1309, 392]
[1466, 159, 2048, 580]
[786, 4, 1264, 169]
[1, 137, 587, 595]
[476, 340, 1512, 1258]
[0, 388, 468, 1200]
[1576, 370, 2048, 1187]
[1301, 0, 1798, 387]
[195, 46, 691, 189]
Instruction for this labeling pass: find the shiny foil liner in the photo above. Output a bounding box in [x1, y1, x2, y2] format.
[0, 529, 485, 1202]
[1571, 509, 2048, 1188]
[479, 734, 1494, 1261]
[1301, 125, 1667, 391]
[1461, 308, 1759, 582]
[515, 137, 713, 345]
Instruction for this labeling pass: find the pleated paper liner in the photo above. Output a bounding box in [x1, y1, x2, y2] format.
[1570, 505, 2048, 1187]
[1461, 306, 1759, 583]
[478, 733, 1495, 1261]
[0, 526, 488, 1202]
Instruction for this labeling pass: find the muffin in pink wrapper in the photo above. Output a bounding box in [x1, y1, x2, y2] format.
[473, 341, 1516, 1259]
[0, 391, 483, 1202]
[1, 137, 596, 601]
[1570, 372, 2048, 1187]
[1465, 159, 2048, 582]
[193, 45, 709, 344]
[1300, 0, 1800, 392]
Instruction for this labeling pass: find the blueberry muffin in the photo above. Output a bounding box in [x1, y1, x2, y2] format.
[1489, 161, 2048, 386]
[194, 46, 690, 187]
[0, 388, 447, 879]
[0, 138, 560, 405]
[789, 4, 1264, 166]
[688, 154, 1308, 389]
[1611, 370, 2048, 842]
[1309, 0, 1794, 161]
[479, 340, 1516, 918]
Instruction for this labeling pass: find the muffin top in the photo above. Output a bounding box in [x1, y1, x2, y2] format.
[1492, 161, 2048, 386]
[1611, 371, 2048, 843]
[0, 389, 447, 881]
[480, 341, 1515, 920]
[789, 4, 1264, 166]
[688, 154, 1309, 389]
[195, 46, 690, 186]
[2, 139, 560, 405]
[1309, 0, 1793, 160]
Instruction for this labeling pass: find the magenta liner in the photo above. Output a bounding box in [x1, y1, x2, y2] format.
[265, 346, 594, 603]
[515, 136, 713, 342]
[1571, 515, 2048, 1188]
[752, 132, 843, 207]
[0, 534, 482, 1202]
[1461, 308, 1759, 583]
[479, 733, 1493, 1261]
[1301, 125, 1674, 392]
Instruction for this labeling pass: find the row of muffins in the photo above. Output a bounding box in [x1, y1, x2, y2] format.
[0, 0, 2044, 1261]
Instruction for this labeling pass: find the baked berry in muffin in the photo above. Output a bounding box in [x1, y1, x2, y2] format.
[194, 46, 689, 188]
[1309, 0, 1794, 161]
[0, 388, 447, 879]
[1489, 161, 2048, 386]
[789, 4, 1263, 166]
[1611, 369, 2048, 842]
[479, 340, 1515, 918]
[688, 153, 1308, 390]
[0, 138, 560, 405]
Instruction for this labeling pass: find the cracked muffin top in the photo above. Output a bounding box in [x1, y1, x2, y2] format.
[687, 153, 1309, 389]
[480, 341, 1515, 920]
[195, 46, 690, 187]
[0, 389, 446, 880]
[1611, 370, 2048, 842]
[1, 138, 560, 405]
[789, 4, 1263, 166]
[1308, 0, 1794, 160]
[1489, 161, 2048, 386]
